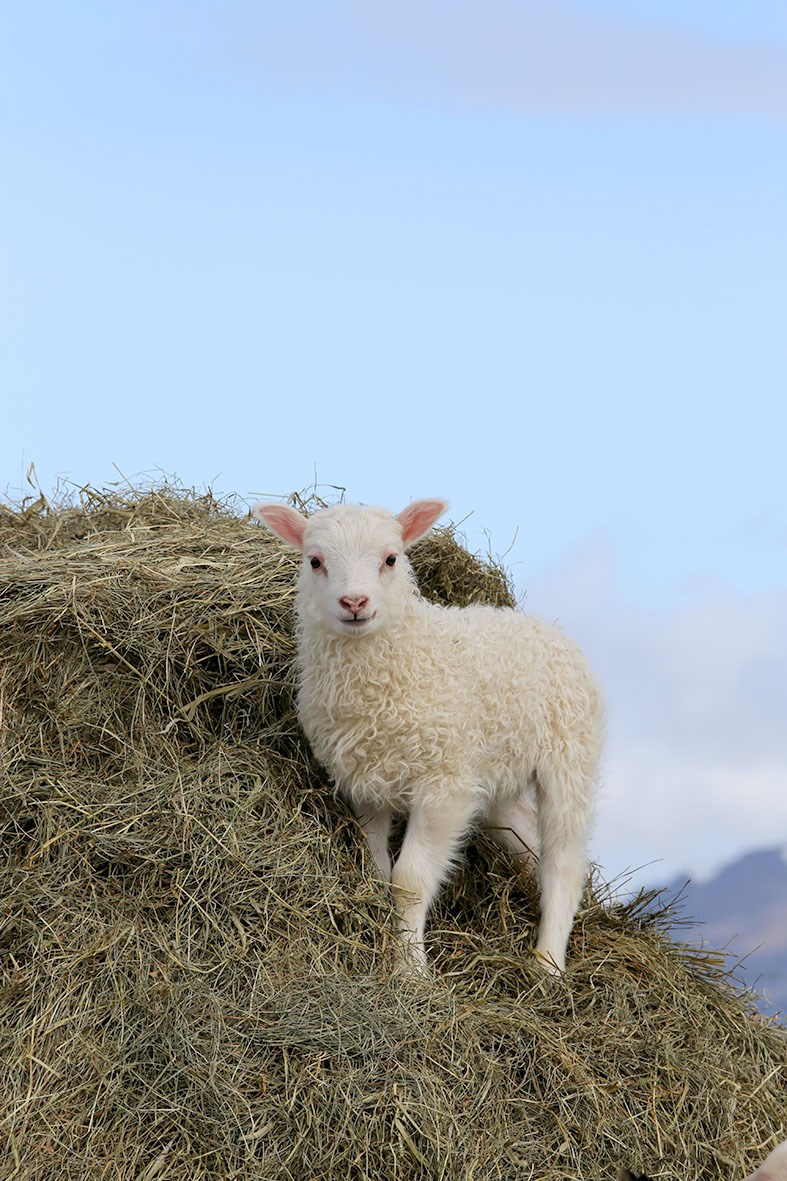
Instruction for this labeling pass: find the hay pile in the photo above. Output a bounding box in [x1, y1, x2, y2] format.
[1, 484, 784, 1181]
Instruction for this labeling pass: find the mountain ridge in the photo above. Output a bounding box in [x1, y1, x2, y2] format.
[657, 845, 787, 1019]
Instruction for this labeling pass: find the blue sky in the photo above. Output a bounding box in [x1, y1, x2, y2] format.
[3, 1, 786, 886]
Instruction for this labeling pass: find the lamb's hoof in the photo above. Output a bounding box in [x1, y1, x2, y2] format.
[533, 948, 564, 977]
[394, 938, 431, 981]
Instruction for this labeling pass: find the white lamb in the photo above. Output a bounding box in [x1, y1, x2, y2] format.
[256, 497, 603, 974]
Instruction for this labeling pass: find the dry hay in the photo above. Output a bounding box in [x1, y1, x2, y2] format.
[1, 482, 784, 1181]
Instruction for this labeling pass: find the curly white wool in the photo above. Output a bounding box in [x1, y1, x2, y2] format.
[255, 497, 603, 975]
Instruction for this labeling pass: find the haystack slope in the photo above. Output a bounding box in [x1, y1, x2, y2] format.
[1, 486, 784, 1180]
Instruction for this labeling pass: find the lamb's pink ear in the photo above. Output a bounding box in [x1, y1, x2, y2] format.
[396, 499, 448, 548]
[254, 503, 308, 550]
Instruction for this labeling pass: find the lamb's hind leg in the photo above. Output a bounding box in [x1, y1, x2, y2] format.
[483, 791, 540, 871]
[533, 763, 593, 974]
[354, 805, 393, 880]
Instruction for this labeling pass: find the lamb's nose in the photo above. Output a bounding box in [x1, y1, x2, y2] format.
[339, 596, 368, 616]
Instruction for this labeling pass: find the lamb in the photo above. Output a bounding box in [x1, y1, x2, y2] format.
[255, 497, 603, 974]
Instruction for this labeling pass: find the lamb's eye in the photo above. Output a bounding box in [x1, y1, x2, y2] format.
[310, 557, 322, 570]
[385, 554, 397, 567]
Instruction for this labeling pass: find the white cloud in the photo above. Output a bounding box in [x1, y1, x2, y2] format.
[523, 540, 787, 886]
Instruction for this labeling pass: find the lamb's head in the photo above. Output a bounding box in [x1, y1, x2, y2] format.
[255, 498, 448, 638]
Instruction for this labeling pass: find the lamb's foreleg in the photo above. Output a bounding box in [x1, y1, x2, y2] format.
[391, 790, 479, 970]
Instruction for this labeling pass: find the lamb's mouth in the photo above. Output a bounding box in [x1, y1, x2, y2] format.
[340, 613, 377, 627]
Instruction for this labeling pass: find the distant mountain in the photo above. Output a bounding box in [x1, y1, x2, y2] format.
[656, 846, 787, 1020]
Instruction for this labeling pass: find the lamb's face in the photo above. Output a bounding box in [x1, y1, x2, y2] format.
[255, 497, 447, 638]
[298, 505, 413, 638]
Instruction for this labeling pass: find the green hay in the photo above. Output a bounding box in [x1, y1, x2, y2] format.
[1, 483, 784, 1180]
